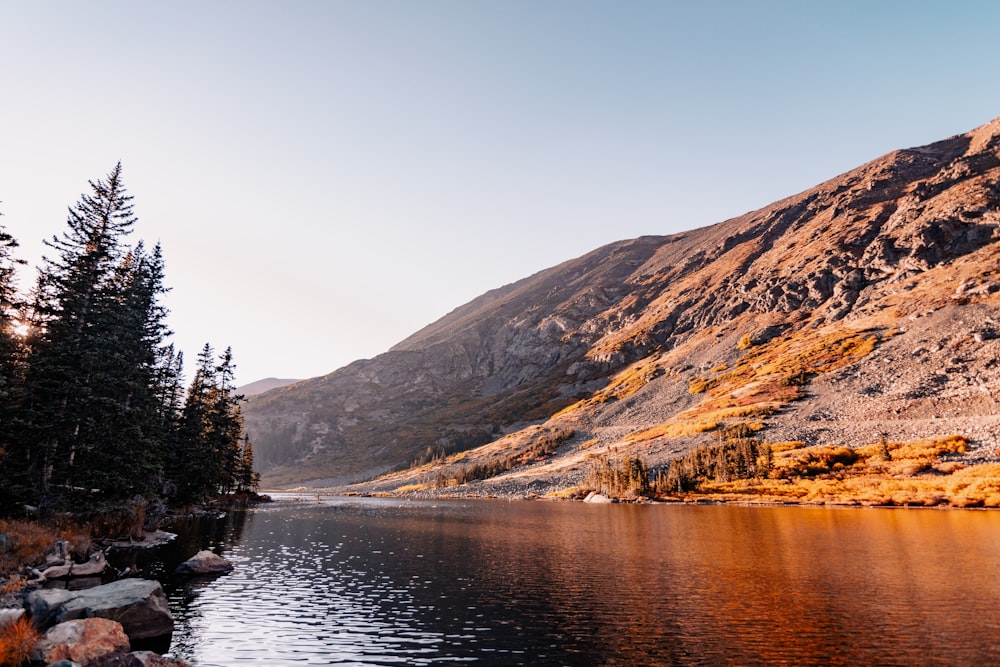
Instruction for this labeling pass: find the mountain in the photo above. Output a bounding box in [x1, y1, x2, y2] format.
[244, 117, 1000, 492]
[237, 377, 301, 397]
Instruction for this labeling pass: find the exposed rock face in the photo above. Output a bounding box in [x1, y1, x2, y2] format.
[175, 550, 233, 576]
[32, 617, 130, 667]
[27, 579, 173, 641]
[244, 116, 1000, 488]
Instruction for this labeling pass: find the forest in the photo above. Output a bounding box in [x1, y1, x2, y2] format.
[0, 164, 258, 529]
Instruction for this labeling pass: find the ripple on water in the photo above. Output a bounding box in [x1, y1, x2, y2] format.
[162, 499, 1000, 666]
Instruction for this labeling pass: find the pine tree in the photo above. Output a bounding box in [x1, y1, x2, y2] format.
[237, 436, 260, 494]
[212, 347, 246, 495]
[16, 164, 173, 512]
[169, 345, 248, 502]
[170, 343, 217, 503]
[0, 214, 27, 509]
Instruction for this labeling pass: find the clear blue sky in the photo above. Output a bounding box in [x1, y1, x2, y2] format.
[2, 1, 999, 384]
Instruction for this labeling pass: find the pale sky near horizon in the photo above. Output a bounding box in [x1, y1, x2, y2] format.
[2, 1, 1000, 384]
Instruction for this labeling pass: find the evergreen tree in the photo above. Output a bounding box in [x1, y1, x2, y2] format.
[211, 347, 245, 495]
[170, 343, 217, 503]
[170, 345, 248, 502]
[16, 164, 172, 512]
[0, 214, 27, 509]
[237, 436, 260, 494]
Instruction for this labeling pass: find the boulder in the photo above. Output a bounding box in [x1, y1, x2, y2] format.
[26, 578, 173, 641]
[583, 492, 614, 504]
[0, 607, 24, 629]
[25, 587, 75, 629]
[32, 617, 130, 666]
[175, 550, 233, 576]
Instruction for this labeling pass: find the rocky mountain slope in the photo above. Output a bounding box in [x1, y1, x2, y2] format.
[244, 117, 1000, 491]
[237, 377, 301, 397]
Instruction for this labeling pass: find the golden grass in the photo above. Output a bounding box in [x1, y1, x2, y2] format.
[626, 420, 718, 443]
[393, 483, 430, 493]
[554, 358, 667, 417]
[546, 485, 587, 500]
[669, 435, 1000, 507]
[0, 616, 40, 667]
[677, 327, 880, 425]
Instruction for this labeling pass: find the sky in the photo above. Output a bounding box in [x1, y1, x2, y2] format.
[2, 1, 1000, 385]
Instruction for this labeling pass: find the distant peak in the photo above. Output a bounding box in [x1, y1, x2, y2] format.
[967, 116, 1000, 153]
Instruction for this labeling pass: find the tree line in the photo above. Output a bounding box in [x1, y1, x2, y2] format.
[0, 164, 258, 522]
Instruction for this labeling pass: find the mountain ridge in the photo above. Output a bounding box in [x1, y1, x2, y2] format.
[243, 117, 1000, 491]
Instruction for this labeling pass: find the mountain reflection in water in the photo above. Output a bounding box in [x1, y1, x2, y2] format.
[146, 498, 1000, 666]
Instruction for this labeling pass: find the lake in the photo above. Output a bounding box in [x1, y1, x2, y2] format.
[135, 497, 1000, 666]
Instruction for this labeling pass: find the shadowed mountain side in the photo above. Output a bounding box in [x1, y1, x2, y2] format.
[243, 117, 1000, 489]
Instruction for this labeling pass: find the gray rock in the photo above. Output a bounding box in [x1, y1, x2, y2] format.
[0, 607, 24, 629]
[26, 578, 173, 641]
[175, 550, 233, 576]
[25, 587, 75, 628]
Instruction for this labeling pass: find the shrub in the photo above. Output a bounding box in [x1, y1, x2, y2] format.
[0, 616, 40, 667]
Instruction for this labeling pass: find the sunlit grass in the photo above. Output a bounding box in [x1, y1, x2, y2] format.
[626, 420, 719, 443]
[672, 435, 996, 507]
[679, 327, 880, 424]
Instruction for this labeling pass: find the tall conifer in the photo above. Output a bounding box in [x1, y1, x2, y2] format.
[0, 215, 27, 508]
[17, 164, 172, 512]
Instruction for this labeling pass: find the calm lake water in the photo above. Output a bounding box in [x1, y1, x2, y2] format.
[132, 497, 1000, 666]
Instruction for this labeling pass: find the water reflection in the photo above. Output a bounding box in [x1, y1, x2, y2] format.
[151, 499, 1000, 666]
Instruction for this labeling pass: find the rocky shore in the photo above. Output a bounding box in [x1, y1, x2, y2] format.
[0, 540, 233, 666]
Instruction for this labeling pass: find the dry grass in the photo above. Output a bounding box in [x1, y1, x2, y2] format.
[546, 485, 587, 500]
[669, 435, 997, 507]
[393, 483, 431, 493]
[554, 358, 666, 417]
[0, 616, 40, 667]
[678, 327, 880, 424]
[626, 420, 718, 443]
[0, 519, 91, 579]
